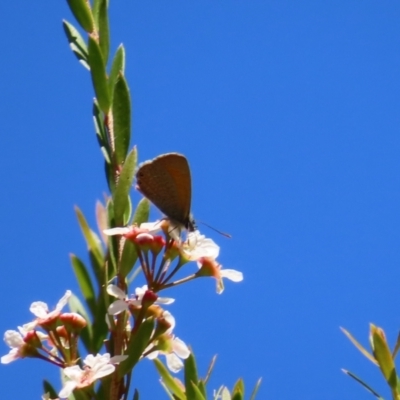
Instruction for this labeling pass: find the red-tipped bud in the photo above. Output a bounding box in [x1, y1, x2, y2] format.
[60, 313, 87, 333]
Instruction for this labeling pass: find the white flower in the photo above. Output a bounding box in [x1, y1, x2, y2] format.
[107, 284, 174, 315]
[182, 230, 220, 261]
[197, 258, 243, 294]
[21, 291, 72, 331]
[1, 330, 27, 364]
[147, 336, 190, 373]
[58, 353, 127, 398]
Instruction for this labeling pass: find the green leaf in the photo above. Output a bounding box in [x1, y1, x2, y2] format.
[113, 147, 137, 225]
[341, 327, 377, 365]
[91, 297, 109, 353]
[342, 369, 384, 399]
[109, 45, 126, 102]
[231, 392, 242, 400]
[132, 197, 150, 225]
[204, 355, 217, 384]
[392, 331, 400, 360]
[133, 389, 140, 400]
[190, 383, 206, 400]
[75, 206, 104, 268]
[62, 20, 89, 69]
[66, 0, 94, 33]
[249, 378, 262, 400]
[88, 37, 110, 113]
[232, 379, 244, 396]
[153, 358, 186, 400]
[118, 318, 154, 377]
[184, 351, 199, 400]
[371, 324, 398, 389]
[96, 200, 109, 244]
[97, 0, 110, 62]
[70, 254, 96, 314]
[198, 380, 206, 399]
[112, 73, 131, 165]
[68, 293, 92, 352]
[120, 237, 138, 278]
[93, 99, 111, 162]
[43, 380, 58, 399]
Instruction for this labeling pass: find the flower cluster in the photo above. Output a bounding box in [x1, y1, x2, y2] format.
[2, 220, 243, 399]
[104, 220, 243, 294]
[1, 291, 126, 398]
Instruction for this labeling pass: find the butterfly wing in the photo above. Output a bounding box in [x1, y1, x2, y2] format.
[136, 153, 192, 227]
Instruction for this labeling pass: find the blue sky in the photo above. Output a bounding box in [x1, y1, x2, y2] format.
[1, 1, 400, 399]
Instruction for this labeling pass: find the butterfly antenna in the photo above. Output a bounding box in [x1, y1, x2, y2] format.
[197, 221, 232, 238]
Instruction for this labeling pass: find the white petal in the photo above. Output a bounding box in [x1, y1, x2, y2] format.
[172, 337, 190, 359]
[162, 311, 175, 330]
[157, 296, 175, 305]
[63, 365, 84, 380]
[59, 380, 78, 398]
[92, 364, 115, 380]
[1, 348, 19, 364]
[139, 221, 162, 233]
[146, 350, 158, 360]
[165, 353, 184, 373]
[108, 300, 128, 315]
[107, 284, 126, 299]
[103, 227, 132, 236]
[109, 355, 128, 364]
[220, 269, 243, 282]
[4, 330, 24, 348]
[30, 301, 49, 318]
[56, 290, 72, 312]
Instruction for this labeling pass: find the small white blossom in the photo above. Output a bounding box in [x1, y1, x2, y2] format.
[58, 353, 127, 398]
[107, 284, 174, 315]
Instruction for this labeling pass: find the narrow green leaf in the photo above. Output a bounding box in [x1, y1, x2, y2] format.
[249, 378, 262, 400]
[109, 45, 126, 101]
[184, 351, 199, 400]
[159, 380, 176, 400]
[104, 160, 116, 195]
[118, 318, 154, 377]
[62, 20, 89, 69]
[392, 331, 400, 360]
[93, 99, 111, 162]
[70, 254, 96, 314]
[106, 200, 118, 277]
[91, 297, 109, 353]
[113, 147, 137, 224]
[340, 327, 377, 365]
[120, 237, 138, 278]
[132, 197, 150, 225]
[66, 0, 94, 33]
[88, 37, 110, 113]
[43, 380, 58, 399]
[371, 325, 398, 389]
[342, 369, 384, 399]
[231, 393, 242, 400]
[68, 293, 92, 352]
[232, 379, 244, 396]
[190, 382, 206, 400]
[198, 380, 207, 398]
[75, 206, 104, 267]
[204, 355, 217, 384]
[153, 358, 186, 400]
[133, 389, 140, 400]
[96, 200, 108, 244]
[112, 74, 131, 165]
[97, 0, 110, 62]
